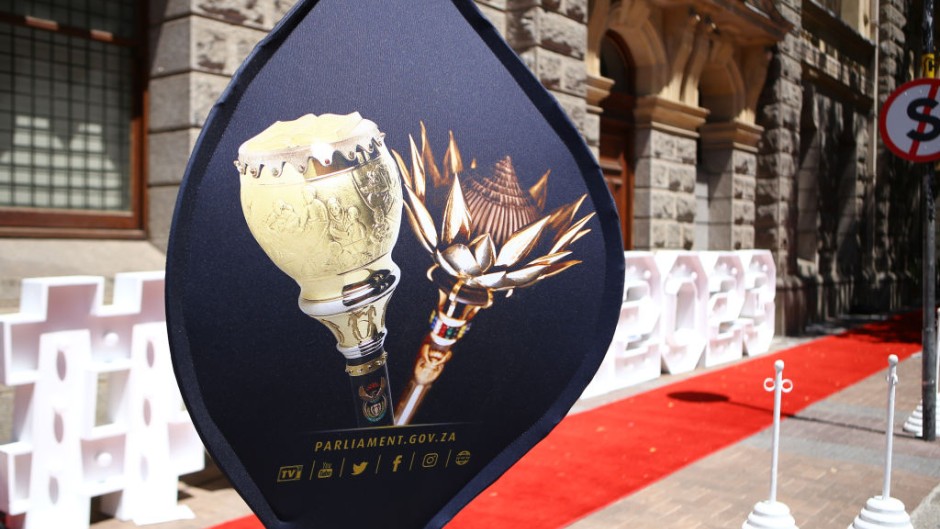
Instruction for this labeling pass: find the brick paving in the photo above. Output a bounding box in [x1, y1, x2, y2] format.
[567, 354, 940, 529]
[88, 470, 253, 529]
[89, 331, 940, 529]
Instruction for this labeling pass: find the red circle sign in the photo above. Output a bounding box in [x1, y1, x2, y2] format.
[880, 78, 940, 162]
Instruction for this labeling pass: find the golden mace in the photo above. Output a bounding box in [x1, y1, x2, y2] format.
[236, 113, 404, 427]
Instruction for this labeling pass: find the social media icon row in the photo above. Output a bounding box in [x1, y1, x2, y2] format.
[277, 450, 472, 482]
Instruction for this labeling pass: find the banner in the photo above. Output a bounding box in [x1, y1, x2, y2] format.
[166, 1, 623, 528]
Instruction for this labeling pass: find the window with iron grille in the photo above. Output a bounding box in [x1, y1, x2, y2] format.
[0, 0, 144, 237]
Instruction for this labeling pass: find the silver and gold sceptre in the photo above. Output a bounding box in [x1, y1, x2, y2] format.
[392, 124, 594, 425]
[235, 113, 403, 427]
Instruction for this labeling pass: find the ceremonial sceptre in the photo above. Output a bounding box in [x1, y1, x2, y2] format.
[391, 125, 593, 425]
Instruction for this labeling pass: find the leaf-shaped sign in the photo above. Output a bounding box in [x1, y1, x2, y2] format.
[166, 1, 623, 528]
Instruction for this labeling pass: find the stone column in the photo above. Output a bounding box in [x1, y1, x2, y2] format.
[632, 96, 707, 250]
[147, 1, 292, 251]
[755, 5, 802, 333]
[699, 121, 762, 250]
[507, 0, 594, 142]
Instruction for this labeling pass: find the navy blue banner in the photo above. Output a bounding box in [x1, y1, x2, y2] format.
[166, 1, 623, 528]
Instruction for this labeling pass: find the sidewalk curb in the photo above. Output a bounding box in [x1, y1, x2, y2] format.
[912, 481, 940, 529]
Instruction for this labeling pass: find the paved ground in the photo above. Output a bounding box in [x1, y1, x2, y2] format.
[89, 320, 940, 529]
[568, 353, 940, 529]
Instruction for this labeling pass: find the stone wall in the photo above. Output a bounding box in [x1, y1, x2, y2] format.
[755, 3, 802, 332]
[797, 89, 865, 322]
[866, 0, 920, 311]
[146, 0, 594, 251]
[759, 0, 919, 333]
[148, 0, 283, 251]
[634, 126, 699, 249]
[699, 123, 760, 250]
[506, 0, 592, 147]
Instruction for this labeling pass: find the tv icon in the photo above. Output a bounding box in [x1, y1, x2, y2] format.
[277, 465, 303, 482]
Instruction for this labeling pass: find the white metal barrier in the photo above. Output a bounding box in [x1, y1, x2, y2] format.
[584, 250, 777, 399]
[0, 273, 204, 529]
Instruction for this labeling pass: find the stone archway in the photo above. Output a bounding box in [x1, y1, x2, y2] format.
[588, 0, 787, 251]
[588, 0, 672, 248]
[588, 0, 669, 94]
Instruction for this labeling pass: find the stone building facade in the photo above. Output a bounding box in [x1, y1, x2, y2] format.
[0, 0, 929, 334]
[755, 0, 922, 332]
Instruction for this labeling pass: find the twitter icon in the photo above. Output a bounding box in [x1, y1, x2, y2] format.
[351, 461, 369, 476]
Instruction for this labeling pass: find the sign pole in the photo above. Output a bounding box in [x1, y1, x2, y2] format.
[880, 2, 940, 443]
[922, 0, 937, 442]
[924, 164, 938, 443]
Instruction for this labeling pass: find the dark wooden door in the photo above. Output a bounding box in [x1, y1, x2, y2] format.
[599, 91, 634, 249]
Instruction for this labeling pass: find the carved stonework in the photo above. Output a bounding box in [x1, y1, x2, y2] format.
[586, 73, 615, 109]
[700, 121, 764, 153]
[634, 96, 709, 136]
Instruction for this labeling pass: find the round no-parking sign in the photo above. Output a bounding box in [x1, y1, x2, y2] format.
[880, 78, 940, 163]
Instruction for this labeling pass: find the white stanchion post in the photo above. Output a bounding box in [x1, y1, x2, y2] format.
[767, 360, 791, 504]
[883, 355, 898, 500]
[902, 400, 939, 437]
[847, 355, 913, 529]
[743, 360, 798, 529]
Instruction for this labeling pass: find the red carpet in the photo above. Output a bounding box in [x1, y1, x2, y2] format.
[210, 519, 264, 529]
[211, 312, 922, 529]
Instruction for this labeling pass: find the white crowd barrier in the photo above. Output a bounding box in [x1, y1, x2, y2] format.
[584, 250, 777, 399]
[0, 273, 204, 529]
